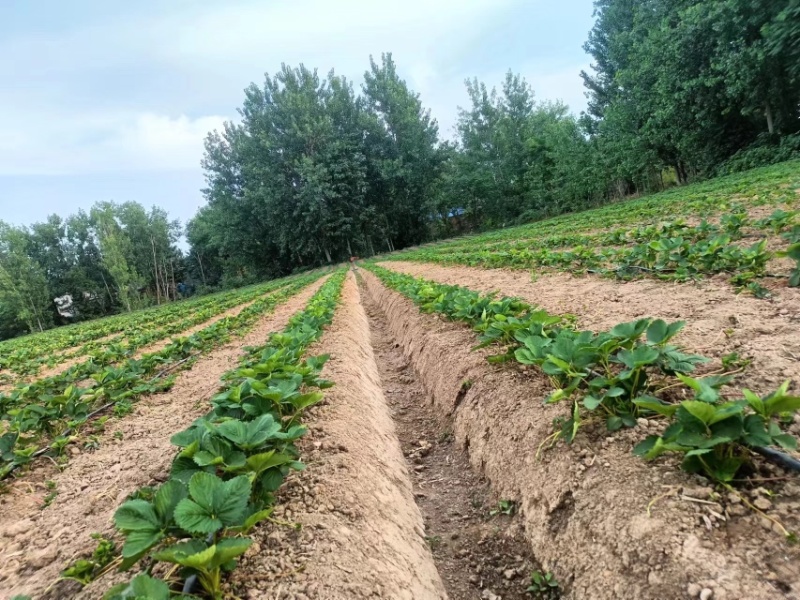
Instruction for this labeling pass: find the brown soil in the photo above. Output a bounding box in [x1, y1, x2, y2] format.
[362, 275, 539, 600]
[230, 272, 445, 599]
[381, 261, 800, 398]
[0, 277, 328, 599]
[361, 269, 800, 600]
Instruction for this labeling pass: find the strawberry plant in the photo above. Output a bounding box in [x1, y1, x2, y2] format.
[778, 242, 800, 287]
[104, 574, 190, 600]
[527, 570, 560, 599]
[634, 380, 800, 484]
[100, 271, 346, 597]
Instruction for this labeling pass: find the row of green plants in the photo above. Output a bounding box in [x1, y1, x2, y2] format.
[91, 270, 346, 599]
[0, 272, 326, 480]
[412, 160, 799, 253]
[365, 265, 800, 492]
[0, 279, 290, 382]
[392, 210, 800, 293]
[416, 206, 797, 259]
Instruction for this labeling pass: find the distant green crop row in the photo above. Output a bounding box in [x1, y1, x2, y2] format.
[0, 278, 293, 381]
[390, 161, 800, 293]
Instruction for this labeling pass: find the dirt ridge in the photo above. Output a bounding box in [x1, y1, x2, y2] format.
[231, 272, 445, 600]
[362, 268, 799, 600]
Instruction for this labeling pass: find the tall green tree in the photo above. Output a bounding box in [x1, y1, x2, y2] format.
[0, 222, 52, 333]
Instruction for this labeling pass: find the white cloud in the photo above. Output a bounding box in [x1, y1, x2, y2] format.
[0, 111, 225, 176]
[0, 0, 594, 178]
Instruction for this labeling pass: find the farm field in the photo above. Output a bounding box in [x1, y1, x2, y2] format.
[1, 163, 800, 600]
[392, 161, 800, 295]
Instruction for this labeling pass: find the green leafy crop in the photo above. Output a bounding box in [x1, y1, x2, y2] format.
[102, 270, 346, 598]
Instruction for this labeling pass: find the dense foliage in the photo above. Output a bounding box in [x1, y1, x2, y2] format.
[193, 3, 799, 281]
[582, 0, 800, 186]
[191, 55, 442, 282]
[0, 201, 183, 339]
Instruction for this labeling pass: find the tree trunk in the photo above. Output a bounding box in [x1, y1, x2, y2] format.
[161, 258, 171, 301]
[346, 238, 353, 257]
[196, 253, 207, 286]
[26, 294, 43, 332]
[99, 271, 114, 308]
[323, 247, 332, 264]
[151, 237, 161, 304]
[170, 260, 177, 302]
[765, 100, 774, 135]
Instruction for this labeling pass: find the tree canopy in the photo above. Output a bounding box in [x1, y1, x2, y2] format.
[0, 201, 182, 338]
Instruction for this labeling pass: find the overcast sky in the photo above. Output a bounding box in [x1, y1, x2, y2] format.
[0, 0, 595, 232]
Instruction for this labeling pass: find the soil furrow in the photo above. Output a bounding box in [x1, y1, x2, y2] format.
[361, 268, 799, 600]
[379, 261, 800, 397]
[231, 272, 445, 600]
[361, 273, 539, 600]
[0, 277, 329, 599]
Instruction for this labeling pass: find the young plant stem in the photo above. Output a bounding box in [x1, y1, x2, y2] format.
[722, 483, 792, 538]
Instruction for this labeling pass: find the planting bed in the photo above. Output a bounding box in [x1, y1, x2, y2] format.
[358, 268, 799, 600]
[0, 277, 328, 598]
[381, 261, 800, 397]
[230, 273, 444, 599]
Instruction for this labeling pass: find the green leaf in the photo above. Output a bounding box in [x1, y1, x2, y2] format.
[103, 574, 171, 600]
[742, 415, 772, 447]
[743, 389, 765, 416]
[188, 471, 219, 511]
[681, 401, 716, 425]
[114, 500, 159, 531]
[582, 395, 602, 410]
[152, 539, 210, 567]
[609, 319, 649, 340]
[217, 415, 281, 450]
[120, 529, 164, 561]
[174, 498, 222, 534]
[646, 319, 667, 344]
[618, 345, 659, 369]
[216, 476, 251, 526]
[763, 393, 800, 417]
[213, 537, 253, 567]
[684, 448, 712, 458]
[244, 451, 294, 476]
[633, 396, 678, 417]
[772, 434, 797, 450]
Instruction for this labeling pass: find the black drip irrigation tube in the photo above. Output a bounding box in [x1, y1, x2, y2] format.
[182, 575, 198, 595]
[181, 532, 215, 594]
[752, 446, 800, 473]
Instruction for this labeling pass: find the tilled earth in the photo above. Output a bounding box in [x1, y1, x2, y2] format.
[364, 287, 540, 600]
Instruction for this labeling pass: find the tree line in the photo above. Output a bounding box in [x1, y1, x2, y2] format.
[3, 0, 798, 338]
[0, 202, 183, 339]
[193, 1, 799, 280]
